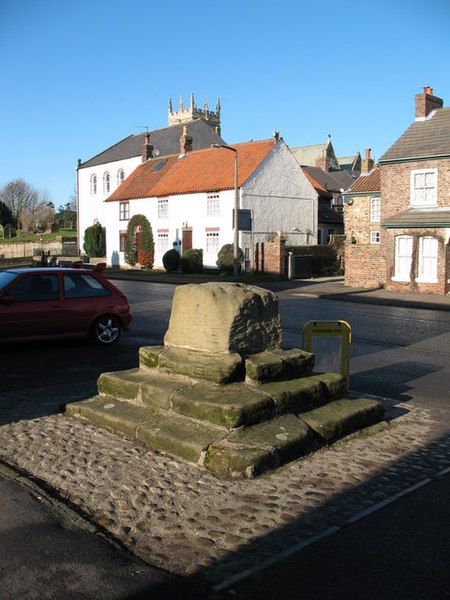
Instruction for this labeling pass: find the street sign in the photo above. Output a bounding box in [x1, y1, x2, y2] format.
[233, 209, 252, 231]
[302, 320, 352, 389]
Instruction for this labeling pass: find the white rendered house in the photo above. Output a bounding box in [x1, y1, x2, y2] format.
[76, 95, 225, 254]
[104, 136, 318, 269]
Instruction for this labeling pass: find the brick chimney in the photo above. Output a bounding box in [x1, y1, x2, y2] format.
[415, 86, 443, 120]
[361, 148, 374, 174]
[142, 132, 153, 162]
[179, 125, 193, 154]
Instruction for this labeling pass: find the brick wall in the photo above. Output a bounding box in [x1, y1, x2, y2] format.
[381, 160, 450, 294]
[254, 240, 286, 277]
[343, 193, 386, 288]
[345, 243, 386, 288]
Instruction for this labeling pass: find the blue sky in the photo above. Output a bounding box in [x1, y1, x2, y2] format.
[1, 0, 449, 207]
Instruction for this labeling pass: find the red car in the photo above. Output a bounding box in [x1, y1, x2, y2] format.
[0, 264, 132, 344]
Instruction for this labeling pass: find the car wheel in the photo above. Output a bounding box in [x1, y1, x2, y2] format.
[92, 315, 121, 344]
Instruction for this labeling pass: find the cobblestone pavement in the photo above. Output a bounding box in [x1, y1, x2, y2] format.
[1, 391, 450, 592]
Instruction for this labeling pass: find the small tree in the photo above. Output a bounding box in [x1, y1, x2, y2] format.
[83, 222, 106, 257]
[0, 201, 15, 228]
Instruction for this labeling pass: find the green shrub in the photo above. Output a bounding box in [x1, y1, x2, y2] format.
[180, 248, 203, 273]
[162, 248, 181, 272]
[216, 243, 244, 273]
[124, 214, 154, 268]
[83, 222, 105, 257]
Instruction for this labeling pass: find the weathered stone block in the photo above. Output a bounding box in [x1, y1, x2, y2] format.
[227, 414, 314, 462]
[204, 442, 277, 479]
[171, 382, 275, 428]
[140, 373, 193, 410]
[300, 398, 385, 441]
[246, 348, 314, 383]
[164, 282, 282, 354]
[97, 369, 147, 400]
[258, 376, 326, 414]
[66, 395, 148, 438]
[137, 412, 225, 464]
[139, 345, 165, 369]
[158, 346, 243, 384]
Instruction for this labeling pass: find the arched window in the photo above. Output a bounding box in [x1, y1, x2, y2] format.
[90, 174, 97, 195]
[117, 169, 125, 186]
[103, 171, 111, 194]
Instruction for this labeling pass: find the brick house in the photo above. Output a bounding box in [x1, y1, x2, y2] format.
[344, 87, 450, 294]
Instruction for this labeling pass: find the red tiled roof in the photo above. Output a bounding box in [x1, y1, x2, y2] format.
[347, 167, 380, 194]
[106, 139, 277, 202]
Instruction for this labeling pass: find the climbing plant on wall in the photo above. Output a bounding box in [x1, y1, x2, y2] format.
[124, 214, 154, 268]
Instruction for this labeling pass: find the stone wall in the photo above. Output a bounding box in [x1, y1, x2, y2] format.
[0, 237, 78, 262]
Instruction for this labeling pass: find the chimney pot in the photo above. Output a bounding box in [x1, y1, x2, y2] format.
[424, 86, 433, 95]
[365, 148, 371, 160]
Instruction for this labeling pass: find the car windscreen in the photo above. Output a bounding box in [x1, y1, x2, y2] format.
[63, 273, 111, 299]
[0, 271, 18, 291]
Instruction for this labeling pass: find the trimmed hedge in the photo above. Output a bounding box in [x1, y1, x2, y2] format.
[163, 248, 181, 272]
[180, 248, 203, 273]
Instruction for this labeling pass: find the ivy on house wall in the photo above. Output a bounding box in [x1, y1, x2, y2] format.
[124, 214, 154, 268]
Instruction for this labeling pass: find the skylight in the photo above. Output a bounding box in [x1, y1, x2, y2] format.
[152, 160, 167, 173]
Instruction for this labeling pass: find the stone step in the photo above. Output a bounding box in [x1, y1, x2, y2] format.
[139, 345, 244, 384]
[205, 413, 316, 479]
[66, 395, 226, 464]
[245, 348, 314, 383]
[171, 382, 275, 428]
[256, 372, 346, 414]
[96, 368, 346, 429]
[299, 397, 385, 441]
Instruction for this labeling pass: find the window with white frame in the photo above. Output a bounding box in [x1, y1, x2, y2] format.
[157, 232, 169, 254]
[207, 194, 220, 216]
[158, 198, 168, 219]
[370, 230, 380, 244]
[370, 197, 380, 222]
[418, 236, 438, 283]
[119, 232, 126, 252]
[103, 171, 111, 194]
[90, 174, 97, 195]
[206, 231, 220, 253]
[117, 169, 125, 186]
[410, 168, 437, 206]
[394, 235, 413, 281]
[119, 202, 129, 221]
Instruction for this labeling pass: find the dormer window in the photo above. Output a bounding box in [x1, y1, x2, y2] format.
[103, 171, 111, 194]
[410, 168, 437, 206]
[90, 174, 97, 195]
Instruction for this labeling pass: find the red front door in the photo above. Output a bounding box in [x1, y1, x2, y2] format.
[182, 228, 192, 253]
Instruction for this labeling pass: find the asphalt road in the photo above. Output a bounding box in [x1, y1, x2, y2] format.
[0, 471, 200, 600]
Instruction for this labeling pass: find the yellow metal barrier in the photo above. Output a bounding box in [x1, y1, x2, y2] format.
[302, 320, 352, 389]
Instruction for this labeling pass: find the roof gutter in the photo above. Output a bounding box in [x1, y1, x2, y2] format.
[379, 153, 450, 165]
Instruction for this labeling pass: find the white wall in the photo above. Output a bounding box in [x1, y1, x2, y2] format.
[104, 190, 235, 269]
[100, 140, 318, 270]
[241, 141, 318, 248]
[77, 156, 141, 253]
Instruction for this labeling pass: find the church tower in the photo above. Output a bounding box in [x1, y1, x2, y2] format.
[168, 93, 221, 136]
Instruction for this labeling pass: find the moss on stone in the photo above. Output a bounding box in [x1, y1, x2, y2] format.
[139, 345, 165, 369]
[171, 382, 275, 428]
[300, 398, 385, 441]
[158, 347, 244, 384]
[204, 443, 277, 479]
